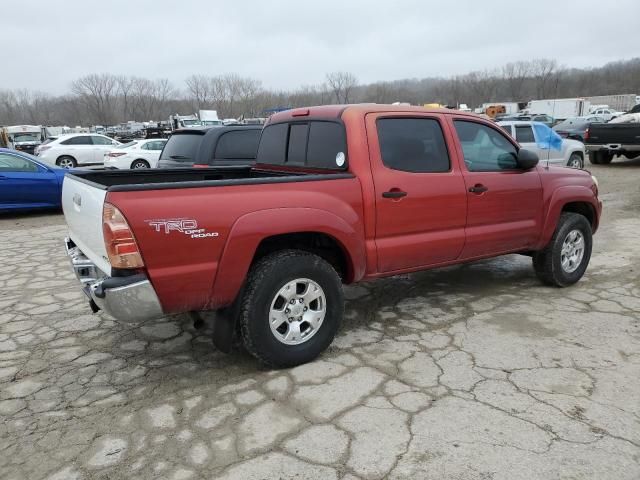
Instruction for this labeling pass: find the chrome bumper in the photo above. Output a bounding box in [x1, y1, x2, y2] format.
[64, 237, 164, 322]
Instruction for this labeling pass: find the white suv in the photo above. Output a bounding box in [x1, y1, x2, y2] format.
[36, 134, 121, 168]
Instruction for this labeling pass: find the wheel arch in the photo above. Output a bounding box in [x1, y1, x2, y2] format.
[209, 208, 366, 309]
[538, 186, 599, 249]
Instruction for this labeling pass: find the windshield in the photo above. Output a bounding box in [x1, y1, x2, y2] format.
[182, 119, 202, 127]
[116, 141, 138, 149]
[13, 133, 40, 143]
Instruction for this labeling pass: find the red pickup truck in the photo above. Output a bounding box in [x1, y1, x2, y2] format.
[62, 105, 602, 367]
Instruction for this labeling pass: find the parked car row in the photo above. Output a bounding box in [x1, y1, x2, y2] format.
[4, 106, 609, 214]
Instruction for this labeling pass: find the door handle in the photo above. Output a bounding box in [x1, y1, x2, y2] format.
[382, 190, 407, 199]
[468, 184, 488, 194]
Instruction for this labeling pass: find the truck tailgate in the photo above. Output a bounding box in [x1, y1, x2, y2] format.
[588, 124, 640, 145]
[62, 176, 111, 275]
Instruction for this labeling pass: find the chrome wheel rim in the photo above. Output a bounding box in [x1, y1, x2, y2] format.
[561, 229, 585, 273]
[269, 278, 326, 345]
[59, 158, 74, 168]
[133, 162, 148, 169]
[568, 156, 582, 168]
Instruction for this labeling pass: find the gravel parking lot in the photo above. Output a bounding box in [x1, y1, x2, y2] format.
[1, 159, 639, 480]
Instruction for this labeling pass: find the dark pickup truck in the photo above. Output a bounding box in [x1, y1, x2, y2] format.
[157, 125, 261, 168]
[585, 123, 640, 164]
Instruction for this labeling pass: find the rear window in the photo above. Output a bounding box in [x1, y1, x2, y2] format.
[159, 133, 203, 162]
[257, 121, 347, 169]
[287, 124, 309, 165]
[307, 122, 347, 169]
[214, 130, 261, 160]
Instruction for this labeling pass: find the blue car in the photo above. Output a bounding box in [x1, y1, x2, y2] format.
[0, 148, 69, 212]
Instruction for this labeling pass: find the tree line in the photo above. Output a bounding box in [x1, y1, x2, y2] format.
[1, 58, 639, 126]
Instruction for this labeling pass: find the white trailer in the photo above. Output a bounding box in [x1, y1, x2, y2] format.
[525, 98, 590, 121]
[585, 94, 639, 113]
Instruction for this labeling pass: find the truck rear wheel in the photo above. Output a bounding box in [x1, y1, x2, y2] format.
[239, 250, 343, 368]
[532, 212, 592, 287]
[588, 152, 602, 165]
[600, 153, 613, 164]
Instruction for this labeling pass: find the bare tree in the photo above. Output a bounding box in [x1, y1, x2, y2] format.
[71, 73, 118, 124]
[326, 72, 358, 104]
[185, 74, 213, 110]
[530, 59, 561, 98]
[502, 61, 531, 101]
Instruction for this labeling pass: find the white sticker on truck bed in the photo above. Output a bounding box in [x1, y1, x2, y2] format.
[146, 219, 219, 239]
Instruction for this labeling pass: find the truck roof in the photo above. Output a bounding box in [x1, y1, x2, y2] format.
[267, 104, 481, 124]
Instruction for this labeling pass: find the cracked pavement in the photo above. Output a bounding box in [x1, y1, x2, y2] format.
[1, 160, 639, 479]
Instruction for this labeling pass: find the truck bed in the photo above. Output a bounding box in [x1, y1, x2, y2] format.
[68, 166, 353, 192]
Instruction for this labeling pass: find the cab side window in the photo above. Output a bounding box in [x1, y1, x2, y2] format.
[454, 121, 518, 172]
[376, 118, 450, 173]
[0, 154, 38, 172]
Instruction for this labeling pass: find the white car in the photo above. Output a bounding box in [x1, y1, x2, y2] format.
[590, 108, 624, 122]
[498, 121, 586, 169]
[103, 139, 167, 169]
[36, 133, 121, 168]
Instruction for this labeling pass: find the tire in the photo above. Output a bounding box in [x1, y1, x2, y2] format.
[532, 212, 593, 287]
[239, 250, 343, 368]
[589, 152, 602, 165]
[56, 156, 77, 168]
[598, 152, 613, 164]
[131, 159, 150, 169]
[567, 153, 583, 169]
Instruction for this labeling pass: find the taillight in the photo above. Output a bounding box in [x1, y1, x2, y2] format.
[193, 164, 208, 168]
[584, 128, 590, 141]
[102, 203, 144, 268]
[107, 152, 126, 157]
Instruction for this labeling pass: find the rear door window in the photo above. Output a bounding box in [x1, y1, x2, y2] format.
[91, 135, 112, 145]
[515, 126, 535, 143]
[159, 134, 203, 162]
[376, 118, 450, 173]
[214, 130, 261, 160]
[61, 136, 92, 145]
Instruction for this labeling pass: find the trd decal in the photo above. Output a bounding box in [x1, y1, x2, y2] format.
[146, 219, 219, 239]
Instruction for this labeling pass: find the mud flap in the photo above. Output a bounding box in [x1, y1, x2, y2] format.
[211, 308, 238, 354]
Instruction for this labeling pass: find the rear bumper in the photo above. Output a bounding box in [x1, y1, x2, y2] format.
[65, 237, 164, 322]
[585, 144, 640, 153]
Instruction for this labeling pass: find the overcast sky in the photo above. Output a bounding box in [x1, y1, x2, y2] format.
[3, 0, 639, 94]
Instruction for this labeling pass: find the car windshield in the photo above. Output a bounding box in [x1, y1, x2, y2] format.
[116, 141, 138, 149]
[13, 133, 40, 142]
[182, 119, 202, 126]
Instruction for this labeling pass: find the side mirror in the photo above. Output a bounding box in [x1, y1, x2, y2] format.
[517, 149, 539, 169]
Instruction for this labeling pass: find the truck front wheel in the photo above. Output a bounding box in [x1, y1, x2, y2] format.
[532, 213, 593, 287]
[239, 250, 344, 368]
